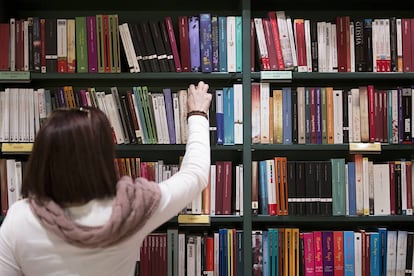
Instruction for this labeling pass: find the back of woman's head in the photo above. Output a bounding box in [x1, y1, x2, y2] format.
[21, 107, 117, 205]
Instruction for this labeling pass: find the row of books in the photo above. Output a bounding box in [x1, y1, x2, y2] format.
[253, 156, 414, 217]
[252, 83, 414, 145]
[0, 13, 243, 74]
[138, 227, 413, 276]
[0, 83, 243, 145]
[252, 12, 414, 73]
[252, 228, 413, 276]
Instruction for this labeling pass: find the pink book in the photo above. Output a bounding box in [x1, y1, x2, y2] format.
[86, 16, 98, 73]
[303, 232, 315, 275]
[165, 16, 182, 72]
[313, 231, 324, 276]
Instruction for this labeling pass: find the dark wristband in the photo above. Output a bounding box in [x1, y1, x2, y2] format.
[187, 110, 208, 120]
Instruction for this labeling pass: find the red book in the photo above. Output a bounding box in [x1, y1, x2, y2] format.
[40, 18, 47, 73]
[336, 16, 348, 72]
[402, 18, 411, 72]
[165, 16, 182, 72]
[262, 18, 278, 70]
[253, 17, 270, 71]
[303, 232, 315, 275]
[0, 23, 10, 70]
[178, 16, 191, 72]
[102, 15, 111, 73]
[333, 231, 344, 276]
[205, 236, 215, 273]
[389, 161, 396, 215]
[294, 18, 308, 72]
[215, 161, 224, 214]
[367, 85, 376, 142]
[268, 11, 284, 70]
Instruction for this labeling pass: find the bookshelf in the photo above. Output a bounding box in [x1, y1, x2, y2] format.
[2, 0, 414, 274]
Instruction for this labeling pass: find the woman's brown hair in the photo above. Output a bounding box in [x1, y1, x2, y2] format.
[21, 107, 117, 205]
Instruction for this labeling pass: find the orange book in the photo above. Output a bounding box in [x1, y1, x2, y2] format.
[202, 167, 211, 215]
[326, 87, 334, 144]
[273, 89, 283, 144]
[275, 156, 288, 215]
[284, 228, 291, 276]
[333, 231, 344, 276]
[353, 154, 364, 216]
[291, 228, 300, 276]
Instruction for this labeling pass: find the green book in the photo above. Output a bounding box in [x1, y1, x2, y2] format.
[331, 158, 346, 216]
[75, 16, 88, 73]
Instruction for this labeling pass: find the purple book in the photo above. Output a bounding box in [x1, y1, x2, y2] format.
[162, 88, 176, 144]
[87, 16, 98, 73]
[322, 231, 334, 276]
[200, 13, 212, 72]
[188, 16, 200, 72]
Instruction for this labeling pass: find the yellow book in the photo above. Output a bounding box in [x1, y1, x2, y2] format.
[326, 87, 334, 144]
[273, 89, 283, 144]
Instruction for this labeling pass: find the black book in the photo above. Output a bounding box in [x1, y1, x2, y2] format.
[209, 90, 217, 144]
[287, 161, 297, 215]
[45, 18, 57, 73]
[364, 18, 373, 72]
[389, 17, 398, 72]
[291, 87, 298, 144]
[342, 89, 349, 143]
[139, 21, 160, 72]
[310, 19, 318, 72]
[159, 20, 176, 72]
[120, 92, 138, 144]
[295, 161, 306, 216]
[149, 20, 170, 72]
[305, 162, 317, 216]
[111, 87, 130, 144]
[130, 23, 149, 72]
[353, 18, 366, 72]
[320, 160, 332, 216]
[32, 17, 41, 72]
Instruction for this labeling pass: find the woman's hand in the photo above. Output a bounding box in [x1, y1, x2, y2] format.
[187, 81, 212, 114]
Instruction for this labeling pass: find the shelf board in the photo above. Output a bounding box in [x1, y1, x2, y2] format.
[252, 215, 414, 223]
[30, 72, 243, 81]
[115, 144, 242, 151]
[251, 72, 414, 81]
[251, 143, 414, 151]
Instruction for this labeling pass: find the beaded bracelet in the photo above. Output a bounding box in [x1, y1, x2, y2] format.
[187, 110, 208, 120]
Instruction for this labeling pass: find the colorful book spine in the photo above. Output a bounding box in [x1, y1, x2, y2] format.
[165, 16, 182, 72]
[211, 15, 219, 72]
[218, 16, 227, 72]
[343, 231, 355, 276]
[86, 16, 98, 72]
[200, 13, 212, 72]
[215, 89, 224, 145]
[331, 158, 346, 216]
[283, 87, 292, 144]
[235, 16, 242, 72]
[258, 160, 269, 215]
[313, 231, 324, 276]
[75, 16, 88, 73]
[303, 232, 315, 275]
[188, 16, 201, 72]
[223, 87, 235, 145]
[322, 231, 334, 276]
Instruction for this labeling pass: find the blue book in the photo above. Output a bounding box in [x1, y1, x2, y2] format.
[259, 160, 269, 215]
[262, 230, 269, 276]
[370, 232, 381, 276]
[343, 230, 355, 276]
[269, 228, 278, 276]
[283, 87, 292, 144]
[219, 228, 228, 276]
[223, 87, 235, 145]
[331, 158, 346, 216]
[162, 88, 176, 144]
[188, 16, 200, 72]
[218, 16, 227, 72]
[215, 89, 224, 145]
[347, 161, 357, 216]
[235, 16, 242, 72]
[200, 13, 212, 72]
[377, 227, 387, 275]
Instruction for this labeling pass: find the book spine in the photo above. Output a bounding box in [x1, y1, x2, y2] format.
[211, 15, 219, 72]
[188, 16, 201, 72]
[159, 19, 176, 72]
[218, 16, 228, 72]
[200, 13, 213, 72]
[87, 16, 98, 72]
[178, 16, 191, 72]
[165, 17, 182, 72]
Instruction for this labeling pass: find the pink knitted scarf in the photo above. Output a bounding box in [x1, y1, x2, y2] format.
[29, 176, 161, 248]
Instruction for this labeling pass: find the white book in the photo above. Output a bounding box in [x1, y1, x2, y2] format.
[286, 16, 298, 70]
[253, 18, 269, 70]
[233, 83, 243, 144]
[317, 21, 325, 72]
[351, 88, 361, 143]
[387, 230, 398, 275]
[32, 89, 39, 140]
[149, 93, 163, 144]
[195, 236, 202, 276]
[391, 89, 399, 144]
[130, 89, 145, 144]
[2, 89, 10, 142]
[186, 236, 196, 275]
[210, 164, 216, 216]
[396, 230, 408, 275]
[226, 16, 236, 72]
[354, 232, 362, 276]
[259, 82, 270, 144]
[6, 159, 17, 207]
[172, 92, 181, 144]
[15, 161, 22, 201]
[373, 163, 391, 215]
[104, 93, 125, 144]
[57, 19, 67, 71]
[17, 88, 24, 142]
[347, 90, 353, 143]
[396, 18, 403, 72]
[333, 89, 343, 144]
[297, 87, 306, 144]
[9, 88, 19, 142]
[384, 19, 391, 72]
[119, 23, 139, 73]
[157, 93, 170, 144]
[276, 11, 294, 70]
[213, 232, 220, 276]
[22, 88, 29, 142]
[177, 89, 188, 144]
[304, 19, 312, 72]
[0, 91, 4, 142]
[178, 233, 186, 276]
[372, 19, 379, 72]
[349, 21, 355, 72]
[239, 164, 244, 216]
[362, 157, 370, 216]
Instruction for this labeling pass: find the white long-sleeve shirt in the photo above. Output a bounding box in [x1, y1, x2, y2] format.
[0, 115, 210, 276]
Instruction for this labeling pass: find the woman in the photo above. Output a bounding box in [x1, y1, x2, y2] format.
[0, 81, 212, 275]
